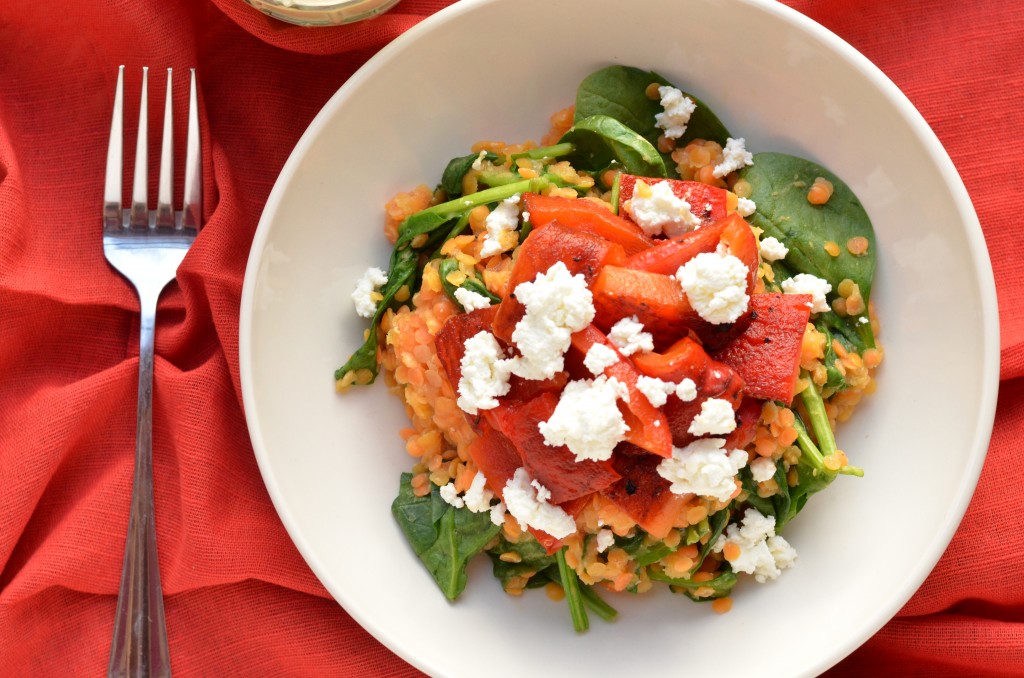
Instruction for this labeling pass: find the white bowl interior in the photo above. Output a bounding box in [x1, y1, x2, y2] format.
[239, 0, 999, 676]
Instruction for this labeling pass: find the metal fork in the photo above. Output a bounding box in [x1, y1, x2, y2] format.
[104, 65, 201, 678]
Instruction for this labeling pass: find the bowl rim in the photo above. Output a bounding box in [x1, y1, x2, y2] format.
[238, 0, 1000, 674]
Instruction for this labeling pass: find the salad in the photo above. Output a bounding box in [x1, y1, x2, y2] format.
[336, 65, 882, 629]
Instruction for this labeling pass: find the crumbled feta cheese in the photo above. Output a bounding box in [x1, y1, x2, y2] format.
[625, 179, 701, 237]
[457, 331, 513, 415]
[351, 266, 388, 319]
[463, 471, 495, 513]
[522, 210, 531, 223]
[858, 315, 870, 325]
[489, 501, 506, 527]
[636, 375, 676, 408]
[583, 343, 620, 375]
[713, 507, 796, 583]
[439, 482, 465, 509]
[471, 150, 487, 171]
[479, 194, 521, 257]
[675, 378, 697, 402]
[595, 528, 615, 553]
[656, 437, 747, 503]
[759, 236, 789, 262]
[509, 262, 595, 380]
[608, 316, 654, 356]
[453, 286, 493, 312]
[712, 137, 754, 178]
[749, 457, 777, 483]
[687, 397, 737, 436]
[736, 197, 757, 217]
[503, 468, 576, 539]
[654, 85, 696, 140]
[538, 376, 629, 462]
[675, 251, 749, 324]
[781, 273, 832, 314]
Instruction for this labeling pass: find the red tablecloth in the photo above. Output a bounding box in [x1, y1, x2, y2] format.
[0, 0, 1021, 675]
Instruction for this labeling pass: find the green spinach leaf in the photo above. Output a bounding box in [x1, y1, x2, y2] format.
[560, 114, 667, 178]
[574, 65, 731, 176]
[649, 568, 738, 601]
[739, 152, 877, 348]
[391, 473, 501, 601]
[441, 151, 499, 197]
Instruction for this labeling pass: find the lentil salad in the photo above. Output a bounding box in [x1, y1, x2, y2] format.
[336, 65, 882, 629]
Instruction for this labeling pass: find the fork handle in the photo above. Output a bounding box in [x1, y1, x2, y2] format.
[109, 286, 172, 678]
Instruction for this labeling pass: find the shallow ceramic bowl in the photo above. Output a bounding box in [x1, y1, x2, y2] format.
[239, 0, 999, 675]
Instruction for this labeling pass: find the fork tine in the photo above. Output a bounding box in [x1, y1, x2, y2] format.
[181, 68, 201, 232]
[129, 67, 149, 229]
[103, 66, 125, 231]
[155, 69, 174, 230]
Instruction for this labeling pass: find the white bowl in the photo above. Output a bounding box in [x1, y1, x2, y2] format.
[239, 0, 999, 675]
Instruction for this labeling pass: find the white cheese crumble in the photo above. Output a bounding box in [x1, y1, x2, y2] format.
[712, 137, 754, 178]
[456, 331, 513, 415]
[625, 179, 701, 237]
[489, 501, 507, 527]
[479, 193, 521, 258]
[858, 315, 870, 325]
[713, 507, 797, 583]
[687, 397, 737, 436]
[736, 197, 757, 217]
[464, 471, 495, 513]
[608, 316, 654, 356]
[675, 378, 697, 402]
[759, 236, 789, 262]
[583, 342, 620, 375]
[538, 376, 629, 462]
[351, 266, 388, 319]
[471, 150, 487, 171]
[654, 85, 696, 140]
[509, 261, 595, 380]
[636, 375, 676, 408]
[780, 273, 832, 314]
[439, 482, 464, 508]
[675, 251, 749, 324]
[656, 437, 747, 503]
[503, 467, 577, 539]
[453, 286, 493, 312]
[749, 457, 777, 483]
[595, 528, 615, 553]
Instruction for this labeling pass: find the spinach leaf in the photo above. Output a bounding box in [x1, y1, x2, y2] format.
[438, 258, 500, 311]
[441, 151, 499, 197]
[560, 114, 667, 178]
[616, 531, 675, 567]
[541, 565, 619, 622]
[739, 152, 877, 348]
[556, 548, 589, 632]
[391, 473, 501, 601]
[649, 568, 738, 601]
[694, 509, 731, 572]
[487, 534, 556, 588]
[574, 65, 731, 176]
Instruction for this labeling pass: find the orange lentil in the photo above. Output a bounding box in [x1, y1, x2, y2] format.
[711, 597, 733, 614]
[807, 177, 834, 204]
[645, 82, 662, 99]
[545, 582, 565, 601]
[722, 542, 742, 562]
[686, 504, 709, 525]
[847, 236, 870, 256]
[823, 241, 841, 257]
[778, 426, 799, 447]
[657, 134, 676, 153]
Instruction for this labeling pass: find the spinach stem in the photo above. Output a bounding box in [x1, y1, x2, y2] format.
[555, 548, 589, 632]
[799, 379, 838, 458]
[510, 142, 575, 161]
[577, 584, 617, 622]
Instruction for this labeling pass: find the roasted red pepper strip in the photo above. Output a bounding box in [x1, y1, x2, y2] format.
[631, 336, 745, 448]
[522, 193, 654, 256]
[594, 213, 760, 351]
[602, 443, 688, 539]
[568, 325, 673, 458]
[466, 420, 524, 502]
[618, 175, 730, 227]
[492, 222, 627, 344]
[711, 293, 812, 404]
[490, 392, 622, 505]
